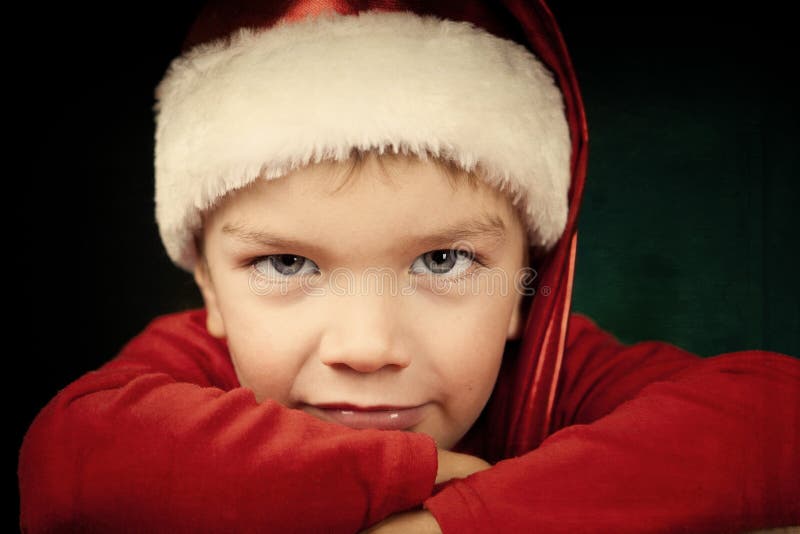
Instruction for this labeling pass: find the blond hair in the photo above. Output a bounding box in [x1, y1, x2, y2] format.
[326, 147, 482, 194]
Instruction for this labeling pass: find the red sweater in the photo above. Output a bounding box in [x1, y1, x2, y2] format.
[18, 308, 800, 532]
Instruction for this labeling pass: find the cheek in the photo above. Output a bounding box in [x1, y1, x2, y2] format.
[415, 293, 511, 449]
[215, 282, 318, 404]
[425, 291, 514, 406]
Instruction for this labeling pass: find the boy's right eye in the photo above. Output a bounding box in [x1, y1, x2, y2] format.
[252, 255, 320, 278]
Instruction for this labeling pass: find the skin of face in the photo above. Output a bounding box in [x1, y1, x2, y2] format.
[194, 153, 529, 450]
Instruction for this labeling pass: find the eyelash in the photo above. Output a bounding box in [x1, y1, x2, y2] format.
[247, 249, 489, 282]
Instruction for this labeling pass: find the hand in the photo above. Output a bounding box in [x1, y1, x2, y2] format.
[359, 450, 489, 533]
[435, 448, 491, 484]
[360, 509, 442, 533]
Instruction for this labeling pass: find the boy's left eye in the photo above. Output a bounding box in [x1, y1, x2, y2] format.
[409, 249, 475, 278]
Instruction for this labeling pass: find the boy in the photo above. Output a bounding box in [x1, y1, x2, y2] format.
[18, 1, 800, 533]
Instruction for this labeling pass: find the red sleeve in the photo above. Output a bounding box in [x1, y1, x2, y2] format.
[423, 313, 800, 533]
[18, 310, 438, 533]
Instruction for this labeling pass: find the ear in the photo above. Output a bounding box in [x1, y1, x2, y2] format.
[507, 243, 532, 340]
[194, 259, 227, 338]
[507, 291, 524, 340]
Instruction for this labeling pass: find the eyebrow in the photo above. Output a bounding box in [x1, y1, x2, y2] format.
[221, 214, 507, 253]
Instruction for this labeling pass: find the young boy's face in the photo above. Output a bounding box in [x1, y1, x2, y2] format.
[195, 154, 529, 449]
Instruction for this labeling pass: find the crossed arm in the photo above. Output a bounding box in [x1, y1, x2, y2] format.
[19, 311, 800, 532]
[368, 314, 800, 532]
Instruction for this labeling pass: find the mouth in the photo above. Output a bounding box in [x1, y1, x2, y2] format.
[301, 403, 427, 431]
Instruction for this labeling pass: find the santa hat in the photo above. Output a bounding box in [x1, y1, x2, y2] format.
[154, 0, 572, 271]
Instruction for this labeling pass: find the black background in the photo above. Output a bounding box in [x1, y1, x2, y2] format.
[10, 2, 798, 530]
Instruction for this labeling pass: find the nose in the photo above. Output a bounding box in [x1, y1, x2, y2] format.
[317, 291, 411, 373]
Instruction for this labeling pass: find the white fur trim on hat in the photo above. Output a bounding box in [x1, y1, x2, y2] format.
[154, 9, 571, 271]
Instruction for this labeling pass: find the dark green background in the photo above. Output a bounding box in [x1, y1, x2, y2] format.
[551, 6, 798, 357]
[12, 3, 798, 530]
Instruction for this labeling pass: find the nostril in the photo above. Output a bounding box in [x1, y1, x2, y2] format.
[320, 355, 411, 373]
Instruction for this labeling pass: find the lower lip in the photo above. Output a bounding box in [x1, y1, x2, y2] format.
[304, 404, 426, 430]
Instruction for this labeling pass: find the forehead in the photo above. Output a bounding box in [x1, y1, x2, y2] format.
[211, 153, 522, 225]
[200, 154, 530, 265]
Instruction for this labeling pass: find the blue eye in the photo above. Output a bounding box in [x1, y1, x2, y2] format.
[253, 255, 319, 278]
[410, 249, 475, 277]
[251, 249, 481, 280]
